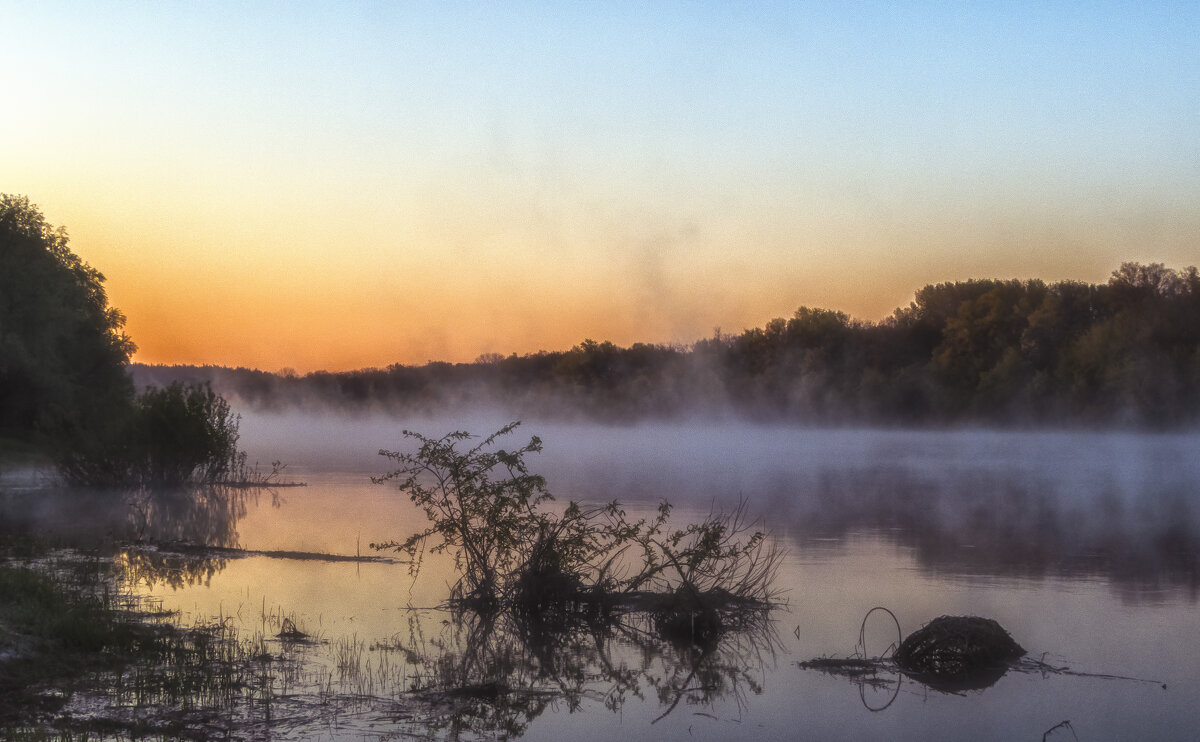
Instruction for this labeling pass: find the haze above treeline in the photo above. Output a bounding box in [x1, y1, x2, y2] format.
[134, 262, 1200, 428]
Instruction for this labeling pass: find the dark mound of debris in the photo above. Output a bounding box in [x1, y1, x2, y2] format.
[894, 615, 1025, 680]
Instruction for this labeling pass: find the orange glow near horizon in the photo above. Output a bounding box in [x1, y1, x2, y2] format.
[4, 5, 1196, 373]
[44, 183, 1188, 374]
[103, 243, 1146, 375]
[30, 174, 1196, 374]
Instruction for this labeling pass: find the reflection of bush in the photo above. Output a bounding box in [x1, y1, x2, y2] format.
[115, 548, 228, 590]
[125, 484, 259, 547]
[114, 485, 284, 589]
[393, 604, 779, 737]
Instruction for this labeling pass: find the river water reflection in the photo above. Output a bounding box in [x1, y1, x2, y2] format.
[5, 420, 1199, 740]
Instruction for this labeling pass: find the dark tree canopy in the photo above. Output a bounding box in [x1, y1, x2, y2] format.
[0, 195, 135, 442]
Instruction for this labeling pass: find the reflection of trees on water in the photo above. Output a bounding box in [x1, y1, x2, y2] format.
[115, 543, 230, 590]
[0, 484, 279, 588]
[0, 483, 270, 545]
[125, 484, 273, 548]
[768, 466, 1199, 601]
[117, 485, 281, 589]
[393, 607, 779, 739]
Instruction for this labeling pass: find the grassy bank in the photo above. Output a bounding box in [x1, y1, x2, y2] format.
[0, 540, 274, 740]
[1, 548, 142, 734]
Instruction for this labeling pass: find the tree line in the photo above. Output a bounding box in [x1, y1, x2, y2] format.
[135, 262, 1200, 428]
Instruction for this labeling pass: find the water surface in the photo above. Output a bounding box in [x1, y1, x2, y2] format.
[5, 418, 1198, 739]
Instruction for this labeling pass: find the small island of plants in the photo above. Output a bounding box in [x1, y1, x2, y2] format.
[371, 422, 784, 645]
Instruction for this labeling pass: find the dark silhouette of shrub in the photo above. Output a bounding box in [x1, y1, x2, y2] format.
[372, 423, 782, 641]
[56, 382, 246, 489]
[893, 615, 1025, 679]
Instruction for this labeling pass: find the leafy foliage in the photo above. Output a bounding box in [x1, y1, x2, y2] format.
[372, 424, 781, 630]
[0, 195, 135, 442]
[0, 195, 260, 487]
[372, 423, 618, 609]
[57, 382, 246, 489]
[625, 499, 781, 603]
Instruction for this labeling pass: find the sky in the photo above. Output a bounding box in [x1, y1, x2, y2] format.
[2, 1, 1198, 372]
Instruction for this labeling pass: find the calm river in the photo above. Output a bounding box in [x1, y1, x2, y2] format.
[7, 414, 1200, 740]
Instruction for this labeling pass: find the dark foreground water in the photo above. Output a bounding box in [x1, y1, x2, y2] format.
[4, 417, 1199, 740]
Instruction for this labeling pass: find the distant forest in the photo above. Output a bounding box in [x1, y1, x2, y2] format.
[134, 263, 1200, 428]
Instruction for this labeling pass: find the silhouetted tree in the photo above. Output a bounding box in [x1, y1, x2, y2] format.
[0, 195, 135, 444]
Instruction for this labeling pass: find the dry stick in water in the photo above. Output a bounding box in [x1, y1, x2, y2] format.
[1024, 654, 1167, 688]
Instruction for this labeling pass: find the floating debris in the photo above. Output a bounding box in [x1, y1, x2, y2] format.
[893, 615, 1025, 680]
[798, 610, 1028, 698]
[278, 617, 309, 641]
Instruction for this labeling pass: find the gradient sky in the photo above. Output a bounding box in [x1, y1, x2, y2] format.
[3, 2, 1198, 372]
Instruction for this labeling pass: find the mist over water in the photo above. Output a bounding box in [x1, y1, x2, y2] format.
[236, 410, 1200, 599]
[239, 409, 1200, 498]
[10, 409, 1194, 598]
[7, 409, 1199, 739]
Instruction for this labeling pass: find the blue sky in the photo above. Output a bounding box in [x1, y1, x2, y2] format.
[2, 1, 1197, 370]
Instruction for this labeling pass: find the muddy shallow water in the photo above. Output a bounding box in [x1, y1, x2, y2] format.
[5, 417, 1200, 740]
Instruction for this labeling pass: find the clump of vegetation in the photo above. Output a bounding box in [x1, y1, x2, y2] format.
[893, 615, 1025, 680]
[55, 382, 248, 489]
[0, 563, 141, 667]
[372, 423, 782, 642]
[798, 609, 1031, 702]
[621, 498, 781, 644]
[801, 608, 1161, 704]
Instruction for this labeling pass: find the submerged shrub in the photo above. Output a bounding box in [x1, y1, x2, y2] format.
[133, 382, 242, 486]
[56, 382, 245, 488]
[371, 423, 605, 609]
[372, 423, 782, 639]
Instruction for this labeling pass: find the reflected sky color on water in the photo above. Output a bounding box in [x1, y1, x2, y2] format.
[4, 421, 1198, 739]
